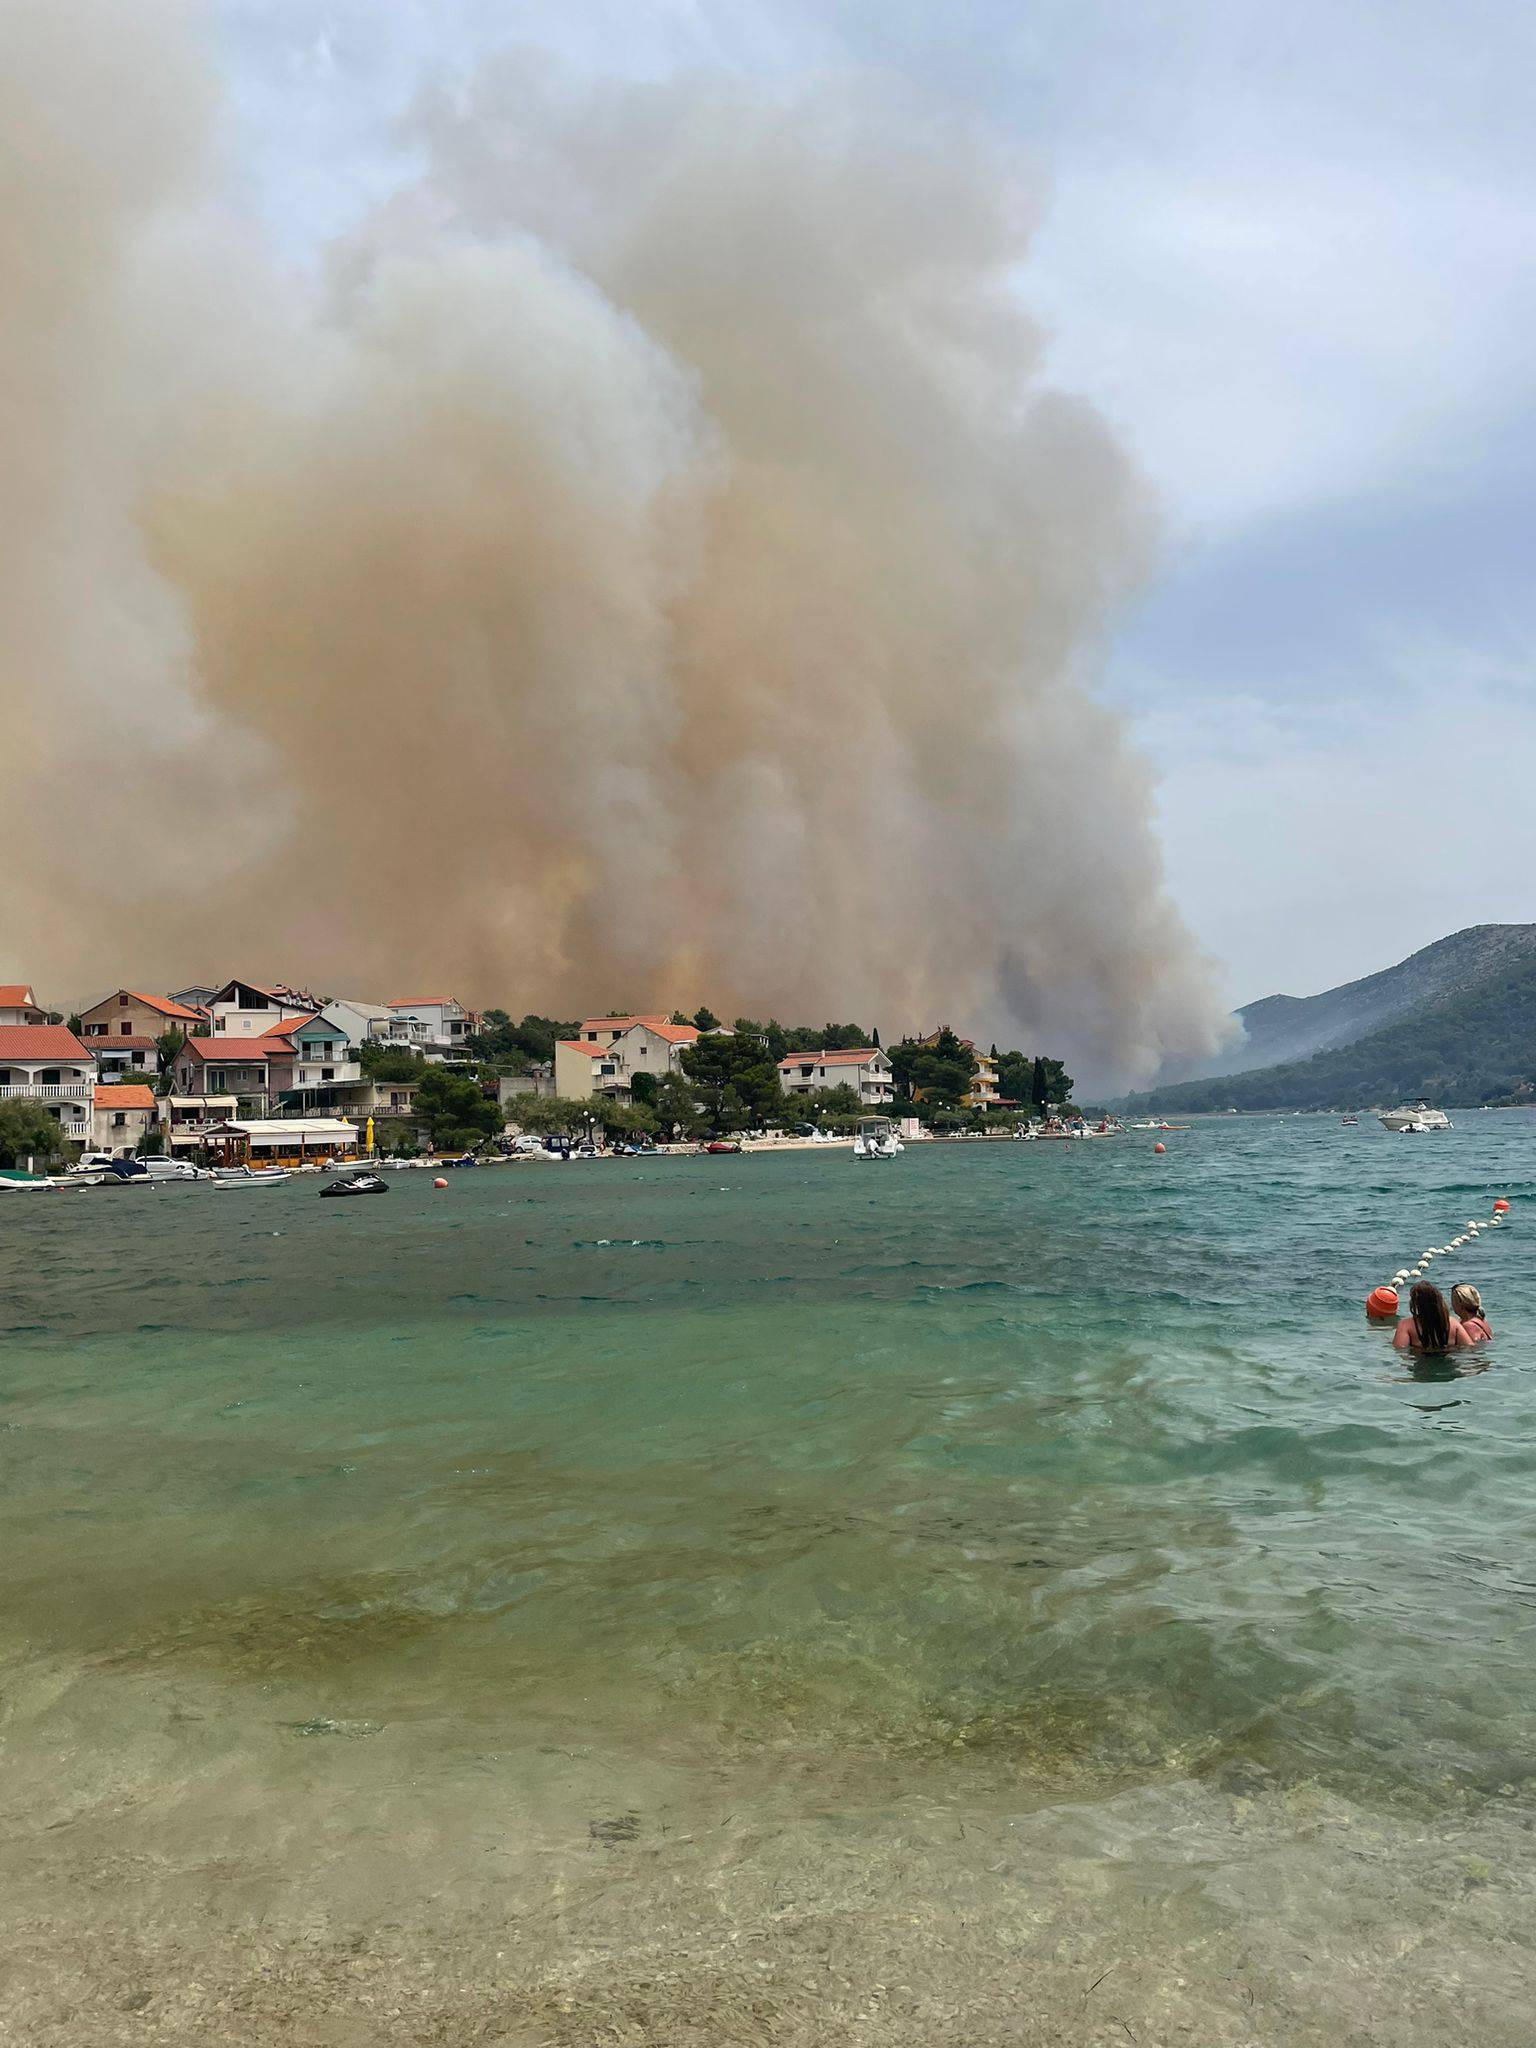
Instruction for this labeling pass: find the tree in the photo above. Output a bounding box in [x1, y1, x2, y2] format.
[890, 1029, 976, 1107]
[669, 1011, 691, 1026]
[650, 1071, 705, 1139]
[66, 1013, 83, 1034]
[414, 1066, 499, 1148]
[360, 1042, 429, 1083]
[995, 1050, 1031, 1103]
[693, 1007, 721, 1031]
[154, 1026, 188, 1090]
[680, 1029, 786, 1130]
[463, 1012, 578, 1068]
[1031, 1056, 1073, 1112]
[0, 1099, 65, 1168]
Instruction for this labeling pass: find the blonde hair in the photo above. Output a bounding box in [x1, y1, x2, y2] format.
[1451, 1284, 1482, 1318]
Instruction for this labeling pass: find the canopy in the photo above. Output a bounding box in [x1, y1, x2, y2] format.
[230, 1120, 359, 1142]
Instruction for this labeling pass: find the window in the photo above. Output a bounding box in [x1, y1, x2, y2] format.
[321, 1068, 334, 1081]
[120, 1021, 132, 1035]
[586, 1031, 598, 1042]
[118, 994, 128, 1007]
[113, 1112, 127, 1128]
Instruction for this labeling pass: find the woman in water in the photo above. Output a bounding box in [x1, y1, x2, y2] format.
[1393, 1281, 1473, 1352]
[1451, 1284, 1493, 1343]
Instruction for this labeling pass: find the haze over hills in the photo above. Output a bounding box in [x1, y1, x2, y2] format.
[1123, 924, 1536, 1112]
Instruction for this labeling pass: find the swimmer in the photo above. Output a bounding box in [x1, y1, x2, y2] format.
[1392, 1281, 1472, 1353]
[1450, 1284, 1492, 1343]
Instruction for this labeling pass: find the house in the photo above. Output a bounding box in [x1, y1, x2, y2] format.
[776, 1047, 895, 1106]
[77, 991, 206, 1080]
[0, 984, 48, 1027]
[204, 979, 320, 1038]
[285, 1012, 419, 1124]
[0, 1025, 97, 1148]
[172, 1021, 303, 1115]
[553, 1016, 700, 1101]
[168, 982, 221, 1012]
[79, 989, 207, 1039]
[91, 1082, 157, 1156]
[385, 996, 477, 1063]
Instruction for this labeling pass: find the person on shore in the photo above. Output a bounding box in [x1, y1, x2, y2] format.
[1393, 1281, 1472, 1353]
[1450, 1284, 1493, 1343]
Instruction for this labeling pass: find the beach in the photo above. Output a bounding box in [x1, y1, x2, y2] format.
[3, 1119, 1534, 2042]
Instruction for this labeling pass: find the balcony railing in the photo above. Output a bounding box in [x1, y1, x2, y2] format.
[0, 1082, 91, 1101]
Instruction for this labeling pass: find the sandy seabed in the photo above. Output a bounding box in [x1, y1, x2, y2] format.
[6, 1767, 1534, 2047]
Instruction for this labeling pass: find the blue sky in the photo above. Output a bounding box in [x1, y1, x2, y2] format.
[213, 0, 1536, 1009]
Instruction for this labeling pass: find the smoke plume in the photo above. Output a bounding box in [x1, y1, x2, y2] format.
[1, 3, 1227, 1082]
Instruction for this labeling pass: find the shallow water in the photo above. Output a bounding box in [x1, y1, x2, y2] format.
[3, 1118, 1534, 2042]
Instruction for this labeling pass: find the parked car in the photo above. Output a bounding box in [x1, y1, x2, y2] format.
[137, 1155, 205, 1181]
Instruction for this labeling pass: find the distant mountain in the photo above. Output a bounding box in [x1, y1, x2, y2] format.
[1124, 923, 1536, 1112]
[1187, 924, 1536, 1080]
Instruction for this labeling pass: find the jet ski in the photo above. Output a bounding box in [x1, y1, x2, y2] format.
[320, 1174, 389, 1196]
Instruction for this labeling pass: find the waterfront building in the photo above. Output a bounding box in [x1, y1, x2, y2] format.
[554, 1016, 700, 1101]
[172, 1023, 302, 1116]
[0, 1024, 97, 1147]
[777, 1046, 895, 1106]
[91, 1082, 157, 1156]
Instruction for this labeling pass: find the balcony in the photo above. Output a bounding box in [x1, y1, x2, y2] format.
[0, 1081, 91, 1102]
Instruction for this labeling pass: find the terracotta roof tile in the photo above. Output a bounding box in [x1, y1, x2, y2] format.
[0, 1025, 91, 1060]
[124, 992, 207, 1021]
[776, 1048, 884, 1067]
[93, 1084, 156, 1109]
[0, 984, 40, 1008]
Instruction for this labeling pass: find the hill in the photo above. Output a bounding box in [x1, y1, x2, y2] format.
[1124, 924, 1536, 1112]
[1184, 923, 1536, 1079]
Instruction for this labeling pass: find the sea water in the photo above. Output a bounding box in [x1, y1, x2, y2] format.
[2, 1118, 1533, 2043]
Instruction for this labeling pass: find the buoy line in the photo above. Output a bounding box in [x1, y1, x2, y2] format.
[1365, 1198, 1512, 1318]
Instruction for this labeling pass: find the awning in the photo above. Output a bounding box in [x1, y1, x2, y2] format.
[229, 1119, 359, 1143]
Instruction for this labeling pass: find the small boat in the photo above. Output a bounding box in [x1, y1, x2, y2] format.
[211, 1164, 291, 1184]
[702, 1140, 741, 1155]
[1341, 1115, 1359, 1126]
[1379, 1103, 1451, 1132]
[320, 1174, 389, 1196]
[852, 1117, 902, 1161]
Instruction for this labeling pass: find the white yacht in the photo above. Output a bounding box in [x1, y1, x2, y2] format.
[1378, 1103, 1452, 1133]
[852, 1117, 903, 1161]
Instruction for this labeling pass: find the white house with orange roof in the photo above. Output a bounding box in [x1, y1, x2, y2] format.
[777, 1046, 895, 1106]
[0, 984, 48, 1027]
[91, 1082, 157, 1156]
[0, 1024, 97, 1147]
[554, 1014, 701, 1101]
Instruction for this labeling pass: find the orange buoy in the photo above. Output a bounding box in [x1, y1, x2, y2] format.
[1153, 1141, 1166, 1154]
[1493, 1198, 1511, 1213]
[433, 1176, 448, 1190]
[1366, 1286, 1399, 1320]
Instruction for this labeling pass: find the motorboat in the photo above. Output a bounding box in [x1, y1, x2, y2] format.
[703, 1139, 742, 1155]
[320, 1174, 389, 1196]
[212, 1165, 292, 1188]
[1379, 1104, 1452, 1133]
[1341, 1115, 1359, 1126]
[852, 1118, 902, 1160]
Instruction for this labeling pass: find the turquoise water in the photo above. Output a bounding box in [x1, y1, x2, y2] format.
[3, 1119, 1534, 2042]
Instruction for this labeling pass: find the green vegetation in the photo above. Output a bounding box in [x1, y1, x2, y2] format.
[154, 1026, 187, 1090]
[413, 1066, 499, 1150]
[0, 1099, 65, 1168]
[889, 1029, 977, 1107]
[463, 1010, 579, 1071]
[1123, 950, 1536, 1111]
[679, 1028, 786, 1130]
[358, 1041, 428, 1083]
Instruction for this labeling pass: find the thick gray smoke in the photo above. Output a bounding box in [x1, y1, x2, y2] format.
[0, 3, 1227, 1083]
